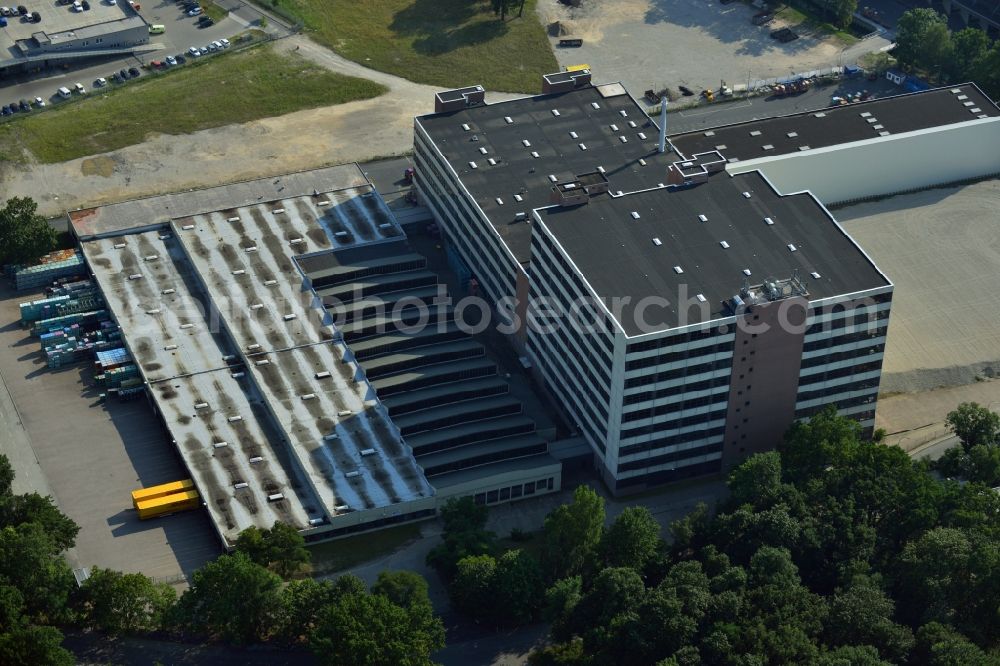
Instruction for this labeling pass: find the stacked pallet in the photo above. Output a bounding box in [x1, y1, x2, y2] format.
[13, 250, 86, 291]
[131, 480, 200, 520]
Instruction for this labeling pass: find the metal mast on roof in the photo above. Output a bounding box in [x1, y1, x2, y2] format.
[658, 98, 668, 153]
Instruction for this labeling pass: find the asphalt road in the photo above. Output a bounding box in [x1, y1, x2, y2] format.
[0, 0, 290, 107]
[666, 76, 901, 134]
[909, 435, 960, 462]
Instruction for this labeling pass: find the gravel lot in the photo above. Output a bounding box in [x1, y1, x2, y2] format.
[537, 0, 891, 99]
[837, 178, 1000, 394]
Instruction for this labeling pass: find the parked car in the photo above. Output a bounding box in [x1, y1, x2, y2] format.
[197, 15, 213, 26]
[58, 86, 71, 98]
[95, 76, 107, 87]
[206, 42, 217, 52]
[175, 54, 186, 64]
[165, 55, 177, 66]
[186, 6, 201, 15]
[211, 40, 222, 50]
[150, 59, 163, 68]
[18, 99, 29, 112]
[219, 38, 230, 48]
[128, 66, 140, 78]
[110, 71, 122, 83]
[188, 46, 201, 56]
[119, 68, 129, 79]
[16, 3, 25, 13]
[33, 96, 45, 107]
[74, 82, 86, 94]
[1, 105, 10, 116]
[81, 0, 90, 9]
[29, 9, 38, 20]
[0, 8, 10, 17]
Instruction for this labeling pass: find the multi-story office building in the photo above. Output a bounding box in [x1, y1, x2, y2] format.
[414, 74, 1000, 493]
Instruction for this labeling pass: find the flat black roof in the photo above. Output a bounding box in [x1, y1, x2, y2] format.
[669, 84, 999, 163]
[536, 170, 890, 336]
[417, 83, 680, 265]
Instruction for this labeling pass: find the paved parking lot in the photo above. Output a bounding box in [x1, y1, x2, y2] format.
[537, 0, 891, 100]
[0, 283, 219, 580]
[0, 0, 290, 107]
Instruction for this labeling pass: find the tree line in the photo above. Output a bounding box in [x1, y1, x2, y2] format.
[894, 8, 1000, 98]
[429, 406, 1000, 664]
[0, 455, 444, 665]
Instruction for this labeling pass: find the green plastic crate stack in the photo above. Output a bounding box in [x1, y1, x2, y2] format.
[97, 364, 139, 388]
[31, 310, 109, 337]
[14, 251, 85, 291]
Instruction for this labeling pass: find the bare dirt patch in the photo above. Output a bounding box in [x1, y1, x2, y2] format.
[80, 155, 116, 178]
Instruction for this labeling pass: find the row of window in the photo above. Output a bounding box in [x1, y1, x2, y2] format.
[621, 391, 729, 423]
[624, 356, 733, 389]
[795, 392, 877, 419]
[798, 359, 884, 387]
[625, 340, 733, 371]
[619, 405, 728, 440]
[804, 304, 890, 336]
[622, 373, 730, 406]
[532, 229, 616, 351]
[626, 326, 722, 354]
[619, 424, 726, 457]
[800, 343, 884, 369]
[615, 458, 722, 489]
[530, 338, 607, 452]
[618, 441, 724, 473]
[796, 377, 880, 403]
[472, 477, 555, 505]
[802, 325, 888, 353]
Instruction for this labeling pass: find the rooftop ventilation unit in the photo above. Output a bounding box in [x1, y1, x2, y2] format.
[338, 409, 352, 417]
[762, 144, 774, 151]
[597, 166, 606, 173]
[271, 208, 285, 215]
[749, 130, 762, 136]
[228, 415, 243, 422]
[787, 244, 797, 252]
[798, 146, 811, 151]
[720, 241, 730, 249]
[569, 131, 578, 139]
[696, 294, 707, 302]
[164, 344, 178, 351]
[551, 109, 560, 116]
[301, 393, 317, 400]
[810, 271, 821, 279]
[704, 130, 715, 137]
[698, 214, 708, 222]
[249, 303, 264, 310]
[469, 161, 478, 169]
[619, 109, 628, 117]
[334, 505, 349, 513]
[181, 224, 195, 230]
[309, 518, 325, 525]
[638, 158, 647, 166]
[488, 157, 498, 165]
[247, 343, 261, 351]
[652, 237, 662, 246]
[128, 274, 142, 280]
[283, 313, 298, 321]
[159, 234, 172, 240]
[228, 216, 240, 222]
[213, 441, 228, 448]
[114, 243, 126, 249]
[743, 268, 752, 276]
[628, 120, 637, 128]
[323, 433, 339, 440]
[268, 493, 284, 502]
[514, 212, 527, 222]
[764, 217, 774, 225]
[234, 482, 249, 489]
[194, 402, 209, 410]
[638, 132, 647, 140]
[317, 200, 330, 206]
[619, 136, 628, 143]
[742, 192, 752, 198]
[255, 359, 270, 366]
[345, 471, 361, 479]
[232, 372, 245, 378]
[249, 456, 263, 464]
[860, 112, 871, 117]
[530, 152, 539, 159]
[161, 288, 175, 295]
[814, 112, 826, 118]
[786, 132, 798, 138]
[289, 238, 304, 245]
[522, 139, 531, 147]
[715, 144, 727, 150]
[610, 124, 618, 131]
[232, 269, 245, 275]
[504, 116, 513, 124]
[631, 211, 640, 219]
[245, 246, 258, 253]
[548, 174, 558, 182]
[673, 265, 683, 274]
[360, 448, 376, 456]
[179, 323, 194, 330]
[144, 254, 158, 261]
[591, 102, 600, 109]
[146, 309, 160, 315]
[514, 194, 523, 202]
[579, 143, 587, 150]
[462, 123, 471, 131]
[496, 197, 504, 205]
[315, 371, 331, 379]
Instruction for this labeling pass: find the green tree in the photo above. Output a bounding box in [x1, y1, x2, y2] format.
[0, 493, 79, 552]
[0, 456, 13, 497]
[0, 624, 73, 666]
[947, 28, 989, 82]
[173, 552, 282, 644]
[946, 402, 1000, 450]
[0, 523, 74, 623]
[971, 42, 1000, 99]
[541, 485, 605, 581]
[816, 644, 893, 666]
[490, 0, 519, 21]
[823, 579, 914, 662]
[894, 9, 952, 78]
[0, 197, 58, 266]
[234, 521, 310, 579]
[78, 568, 175, 634]
[310, 581, 444, 666]
[426, 497, 496, 580]
[494, 549, 545, 625]
[599, 506, 662, 571]
[276, 578, 337, 644]
[543, 576, 582, 642]
[450, 553, 496, 619]
[913, 622, 993, 666]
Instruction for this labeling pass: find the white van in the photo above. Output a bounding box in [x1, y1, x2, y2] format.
[58, 86, 71, 98]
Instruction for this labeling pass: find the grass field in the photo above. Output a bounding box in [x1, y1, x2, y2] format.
[0, 44, 387, 164]
[200, 0, 229, 22]
[273, 0, 557, 92]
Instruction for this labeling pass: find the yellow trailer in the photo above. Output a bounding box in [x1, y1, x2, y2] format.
[136, 490, 201, 520]
[565, 63, 591, 72]
[131, 479, 195, 508]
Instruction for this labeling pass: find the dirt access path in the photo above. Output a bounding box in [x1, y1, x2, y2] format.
[0, 36, 518, 218]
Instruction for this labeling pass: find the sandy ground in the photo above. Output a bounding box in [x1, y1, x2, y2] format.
[536, 0, 890, 97]
[0, 36, 520, 218]
[838, 179, 1000, 394]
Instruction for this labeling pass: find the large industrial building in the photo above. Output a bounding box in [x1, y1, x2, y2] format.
[414, 73, 1000, 493]
[0, 0, 152, 75]
[71, 165, 562, 547]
